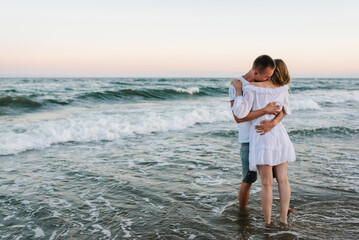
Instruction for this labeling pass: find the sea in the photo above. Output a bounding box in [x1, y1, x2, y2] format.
[0, 78, 358, 240]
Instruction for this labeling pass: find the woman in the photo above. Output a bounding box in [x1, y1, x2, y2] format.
[231, 59, 295, 225]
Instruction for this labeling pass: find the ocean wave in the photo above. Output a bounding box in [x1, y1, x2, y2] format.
[174, 87, 200, 94]
[208, 126, 359, 140]
[0, 94, 70, 112]
[76, 87, 223, 101]
[0, 103, 233, 155]
[291, 98, 321, 110]
[289, 126, 358, 136]
[1, 109, 357, 155]
[290, 85, 349, 92]
[290, 91, 359, 110]
[312, 93, 359, 104]
[0, 95, 41, 108]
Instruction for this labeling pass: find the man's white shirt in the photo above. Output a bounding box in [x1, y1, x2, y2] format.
[228, 76, 251, 143]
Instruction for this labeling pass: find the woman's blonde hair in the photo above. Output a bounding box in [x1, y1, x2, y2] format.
[271, 59, 290, 86]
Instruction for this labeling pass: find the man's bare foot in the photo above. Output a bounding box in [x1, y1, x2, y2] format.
[265, 221, 273, 228]
[288, 208, 296, 215]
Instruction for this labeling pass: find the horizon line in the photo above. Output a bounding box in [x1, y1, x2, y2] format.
[1, 76, 359, 79]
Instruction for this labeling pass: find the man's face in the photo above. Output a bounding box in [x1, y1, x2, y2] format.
[253, 67, 274, 82]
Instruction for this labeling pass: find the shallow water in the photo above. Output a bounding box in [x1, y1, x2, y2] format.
[1, 78, 358, 239]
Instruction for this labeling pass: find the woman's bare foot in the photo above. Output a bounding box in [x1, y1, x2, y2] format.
[265, 221, 273, 228]
[278, 217, 288, 225]
[279, 221, 288, 226]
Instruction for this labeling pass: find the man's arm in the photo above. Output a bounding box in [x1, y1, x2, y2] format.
[231, 79, 279, 120]
[229, 79, 283, 131]
[255, 110, 286, 135]
[230, 101, 279, 123]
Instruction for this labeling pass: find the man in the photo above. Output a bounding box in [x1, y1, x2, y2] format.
[229, 55, 285, 210]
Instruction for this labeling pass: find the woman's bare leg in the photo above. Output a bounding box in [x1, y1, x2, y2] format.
[257, 165, 273, 225]
[274, 162, 290, 224]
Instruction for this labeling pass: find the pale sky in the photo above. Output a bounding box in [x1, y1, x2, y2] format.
[0, 0, 358, 77]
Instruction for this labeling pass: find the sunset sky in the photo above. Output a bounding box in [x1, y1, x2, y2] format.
[1, 0, 358, 77]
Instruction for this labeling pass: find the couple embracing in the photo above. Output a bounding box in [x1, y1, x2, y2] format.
[229, 55, 295, 225]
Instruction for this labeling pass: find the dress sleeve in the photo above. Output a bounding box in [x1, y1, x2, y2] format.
[228, 84, 236, 102]
[282, 89, 291, 115]
[231, 86, 255, 119]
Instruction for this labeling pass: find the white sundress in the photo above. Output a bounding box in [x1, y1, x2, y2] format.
[232, 84, 296, 171]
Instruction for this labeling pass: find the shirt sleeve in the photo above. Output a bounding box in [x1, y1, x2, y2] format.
[282, 89, 291, 115]
[231, 86, 255, 119]
[228, 84, 236, 102]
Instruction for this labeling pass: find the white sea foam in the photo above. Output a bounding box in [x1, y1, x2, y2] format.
[194, 175, 228, 186]
[60, 230, 69, 237]
[49, 231, 57, 240]
[9, 225, 26, 229]
[4, 215, 14, 221]
[92, 224, 111, 237]
[291, 98, 321, 110]
[268, 231, 302, 238]
[0, 102, 232, 155]
[250, 185, 261, 194]
[311, 91, 359, 104]
[189, 234, 197, 240]
[52, 211, 61, 217]
[34, 227, 45, 238]
[290, 90, 359, 110]
[48, 198, 71, 208]
[97, 196, 115, 210]
[175, 87, 200, 94]
[121, 220, 133, 238]
[85, 200, 99, 220]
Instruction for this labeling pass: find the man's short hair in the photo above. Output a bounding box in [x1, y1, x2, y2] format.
[252, 55, 276, 73]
